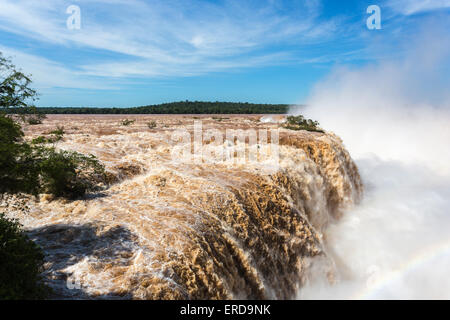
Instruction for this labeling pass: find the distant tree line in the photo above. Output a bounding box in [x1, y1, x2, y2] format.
[8, 101, 296, 114]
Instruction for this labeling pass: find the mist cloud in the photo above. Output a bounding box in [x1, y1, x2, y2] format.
[296, 20, 450, 299]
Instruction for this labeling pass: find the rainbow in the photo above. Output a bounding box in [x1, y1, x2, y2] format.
[353, 237, 450, 299]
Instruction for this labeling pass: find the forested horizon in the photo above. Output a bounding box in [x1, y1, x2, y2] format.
[8, 101, 300, 114]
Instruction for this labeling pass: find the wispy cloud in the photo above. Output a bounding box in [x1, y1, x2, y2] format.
[387, 0, 450, 16]
[2, 0, 446, 98]
[0, 45, 117, 90]
[0, 0, 341, 82]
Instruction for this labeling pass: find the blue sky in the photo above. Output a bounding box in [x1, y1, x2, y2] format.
[0, 0, 449, 107]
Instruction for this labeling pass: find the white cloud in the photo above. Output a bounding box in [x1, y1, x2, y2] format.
[0, 46, 117, 90]
[388, 0, 450, 16]
[79, 51, 295, 78]
[0, 0, 341, 81]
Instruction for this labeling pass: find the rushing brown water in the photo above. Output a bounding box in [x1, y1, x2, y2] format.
[1, 115, 362, 299]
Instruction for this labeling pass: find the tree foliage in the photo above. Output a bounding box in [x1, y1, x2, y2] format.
[0, 53, 105, 199]
[0, 213, 48, 300]
[0, 53, 105, 299]
[0, 54, 37, 110]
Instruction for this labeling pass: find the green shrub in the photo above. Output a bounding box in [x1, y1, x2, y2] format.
[26, 117, 42, 125]
[48, 126, 65, 142]
[0, 114, 23, 143]
[120, 119, 135, 126]
[212, 116, 229, 122]
[147, 121, 157, 129]
[0, 114, 105, 198]
[0, 213, 48, 299]
[25, 113, 47, 125]
[282, 115, 324, 133]
[37, 148, 105, 199]
[49, 126, 64, 136]
[0, 115, 37, 194]
[31, 136, 48, 145]
[31, 126, 65, 145]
